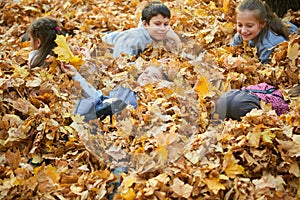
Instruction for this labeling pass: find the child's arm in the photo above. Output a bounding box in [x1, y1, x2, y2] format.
[286, 22, 299, 35]
[61, 63, 98, 98]
[112, 29, 152, 58]
[166, 28, 181, 45]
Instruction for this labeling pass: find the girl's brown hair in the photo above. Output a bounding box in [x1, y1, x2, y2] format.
[28, 17, 63, 68]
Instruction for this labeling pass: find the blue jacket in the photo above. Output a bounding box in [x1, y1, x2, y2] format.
[73, 73, 137, 121]
[102, 27, 153, 58]
[232, 22, 298, 64]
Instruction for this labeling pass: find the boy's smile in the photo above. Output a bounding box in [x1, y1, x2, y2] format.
[143, 14, 170, 41]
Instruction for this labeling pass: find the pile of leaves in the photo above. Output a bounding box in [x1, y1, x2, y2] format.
[0, 0, 299, 199]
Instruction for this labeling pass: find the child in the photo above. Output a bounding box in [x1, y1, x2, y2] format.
[61, 63, 169, 121]
[102, 1, 181, 58]
[232, 0, 298, 64]
[215, 82, 289, 121]
[27, 17, 63, 68]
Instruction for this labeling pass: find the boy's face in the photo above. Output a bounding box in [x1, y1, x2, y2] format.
[236, 10, 266, 41]
[143, 14, 170, 41]
[137, 66, 165, 86]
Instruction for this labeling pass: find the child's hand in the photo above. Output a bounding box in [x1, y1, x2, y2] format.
[60, 63, 77, 78]
[166, 28, 181, 45]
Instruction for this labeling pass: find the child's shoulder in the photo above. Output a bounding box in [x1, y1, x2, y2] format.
[103, 27, 151, 44]
[286, 22, 298, 35]
[264, 30, 286, 47]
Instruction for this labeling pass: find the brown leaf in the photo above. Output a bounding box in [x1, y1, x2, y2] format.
[5, 149, 21, 170]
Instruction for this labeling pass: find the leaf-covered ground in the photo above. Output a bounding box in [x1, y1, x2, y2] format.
[0, 0, 300, 199]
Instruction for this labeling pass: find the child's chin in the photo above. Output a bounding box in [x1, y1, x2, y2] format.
[154, 36, 166, 41]
[242, 36, 253, 41]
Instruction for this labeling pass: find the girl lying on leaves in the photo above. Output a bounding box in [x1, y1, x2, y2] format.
[215, 82, 289, 121]
[232, 0, 298, 64]
[60, 63, 170, 121]
[27, 17, 64, 68]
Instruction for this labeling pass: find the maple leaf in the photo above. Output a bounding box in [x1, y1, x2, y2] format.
[194, 76, 210, 97]
[223, 152, 244, 178]
[5, 149, 21, 170]
[53, 34, 84, 69]
[205, 177, 226, 195]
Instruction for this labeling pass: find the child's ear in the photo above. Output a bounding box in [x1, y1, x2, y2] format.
[260, 20, 267, 28]
[35, 38, 42, 48]
[142, 20, 148, 27]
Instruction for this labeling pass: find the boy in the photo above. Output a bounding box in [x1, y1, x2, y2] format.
[103, 1, 181, 58]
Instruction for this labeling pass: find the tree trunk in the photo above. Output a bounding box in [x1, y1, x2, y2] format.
[264, 0, 300, 17]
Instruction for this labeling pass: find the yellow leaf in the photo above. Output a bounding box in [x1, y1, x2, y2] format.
[261, 129, 276, 144]
[156, 145, 169, 164]
[194, 76, 210, 97]
[222, 0, 231, 13]
[53, 35, 74, 62]
[121, 188, 136, 200]
[223, 152, 244, 178]
[205, 177, 226, 194]
[31, 154, 43, 164]
[53, 35, 83, 69]
[225, 163, 244, 178]
[70, 55, 84, 68]
[44, 165, 61, 183]
[122, 175, 137, 188]
[12, 66, 29, 78]
[194, 8, 208, 17]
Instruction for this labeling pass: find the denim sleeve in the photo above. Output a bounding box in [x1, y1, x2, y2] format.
[258, 47, 272, 64]
[287, 22, 299, 35]
[73, 73, 98, 98]
[231, 33, 243, 46]
[94, 90, 109, 111]
[108, 86, 138, 109]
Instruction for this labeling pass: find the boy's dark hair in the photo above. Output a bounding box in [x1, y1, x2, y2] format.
[141, 1, 171, 25]
[28, 17, 63, 68]
[237, 0, 290, 44]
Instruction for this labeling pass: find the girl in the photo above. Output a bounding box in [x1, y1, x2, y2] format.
[61, 63, 169, 121]
[232, 0, 298, 64]
[27, 17, 63, 68]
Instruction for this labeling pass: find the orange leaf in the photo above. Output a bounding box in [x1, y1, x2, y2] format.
[194, 76, 210, 97]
